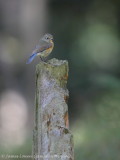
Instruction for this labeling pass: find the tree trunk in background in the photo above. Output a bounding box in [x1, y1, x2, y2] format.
[33, 58, 74, 160]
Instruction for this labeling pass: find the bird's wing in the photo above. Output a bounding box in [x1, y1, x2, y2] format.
[34, 42, 52, 54]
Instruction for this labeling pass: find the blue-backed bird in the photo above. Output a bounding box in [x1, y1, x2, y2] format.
[26, 33, 54, 64]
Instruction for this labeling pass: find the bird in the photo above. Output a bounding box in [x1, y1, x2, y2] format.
[26, 33, 54, 64]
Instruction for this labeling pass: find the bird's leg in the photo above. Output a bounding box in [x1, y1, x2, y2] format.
[43, 57, 48, 62]
[40, 56, 47, 63]
[41, 56, 48, 62]
[40, 56, 44, 61]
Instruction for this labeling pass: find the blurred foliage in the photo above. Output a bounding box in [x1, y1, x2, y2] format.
[0, 139, 32, 160]
[73, 89, 120, 160]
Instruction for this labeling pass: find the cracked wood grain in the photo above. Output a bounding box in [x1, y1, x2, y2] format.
[33, 58, 74, 160]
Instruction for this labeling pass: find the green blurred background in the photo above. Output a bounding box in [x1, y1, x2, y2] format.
[0, 0, 120, 159]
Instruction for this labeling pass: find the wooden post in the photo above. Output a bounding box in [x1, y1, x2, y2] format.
[33, 58, 74, 160]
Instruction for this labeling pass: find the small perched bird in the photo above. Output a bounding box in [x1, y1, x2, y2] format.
[26, 33, 54, 64]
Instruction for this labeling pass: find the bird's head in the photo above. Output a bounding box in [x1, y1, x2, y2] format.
[42, 33, 53, 42]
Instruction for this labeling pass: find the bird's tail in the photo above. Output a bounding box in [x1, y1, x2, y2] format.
[26, 53, 37, 64]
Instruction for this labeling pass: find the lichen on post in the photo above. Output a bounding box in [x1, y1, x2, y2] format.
[33, 58, 74, 160]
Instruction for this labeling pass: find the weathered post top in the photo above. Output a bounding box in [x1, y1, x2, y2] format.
[33, 58, 74, 160]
